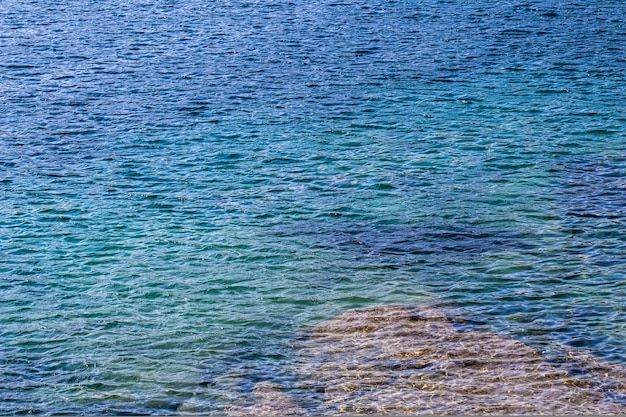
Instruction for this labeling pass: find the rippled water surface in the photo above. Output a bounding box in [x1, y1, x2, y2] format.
[1, 0, 625, 414]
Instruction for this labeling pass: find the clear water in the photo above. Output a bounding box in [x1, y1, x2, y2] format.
[0, 0, 625, 414]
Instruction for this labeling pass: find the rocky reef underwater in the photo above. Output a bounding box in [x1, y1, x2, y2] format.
[213, 304, 626, 415]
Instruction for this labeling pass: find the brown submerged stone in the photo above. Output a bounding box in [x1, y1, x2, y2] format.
[293, 304, 626, 415]
[225, 381, 307, 416]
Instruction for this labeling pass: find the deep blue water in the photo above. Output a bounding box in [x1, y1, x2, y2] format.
[1, 0, 625, 414]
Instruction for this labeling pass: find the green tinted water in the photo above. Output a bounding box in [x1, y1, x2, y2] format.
[1, 0, 625, 414]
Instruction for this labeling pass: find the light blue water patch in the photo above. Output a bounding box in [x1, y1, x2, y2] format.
[1, 0, 625, 414]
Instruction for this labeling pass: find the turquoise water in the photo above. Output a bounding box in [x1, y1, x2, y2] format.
[1, 0, 625, 414]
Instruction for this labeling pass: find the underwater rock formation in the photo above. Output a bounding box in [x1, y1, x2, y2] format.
[226, 381, 307, 416]
[293, 304, 626, 415]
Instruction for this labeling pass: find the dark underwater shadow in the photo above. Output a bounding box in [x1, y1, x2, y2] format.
[275, 219, 534, 266]
[556, 155, 626, 234]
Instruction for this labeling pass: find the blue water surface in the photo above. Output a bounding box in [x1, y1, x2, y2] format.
[1, 0, 625, 414]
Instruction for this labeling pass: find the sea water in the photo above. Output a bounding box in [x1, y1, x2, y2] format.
[0, 0, 625, 414]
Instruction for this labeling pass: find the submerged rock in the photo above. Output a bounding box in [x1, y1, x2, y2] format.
[294, 304, 626, 415]
[226, 381, 307, 416]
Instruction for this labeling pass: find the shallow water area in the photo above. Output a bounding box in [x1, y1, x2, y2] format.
[230, 304, 626, 415]
[1, 0, 625, 414]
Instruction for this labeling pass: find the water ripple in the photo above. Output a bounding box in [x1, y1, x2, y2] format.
[1, 0, 625, 414]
